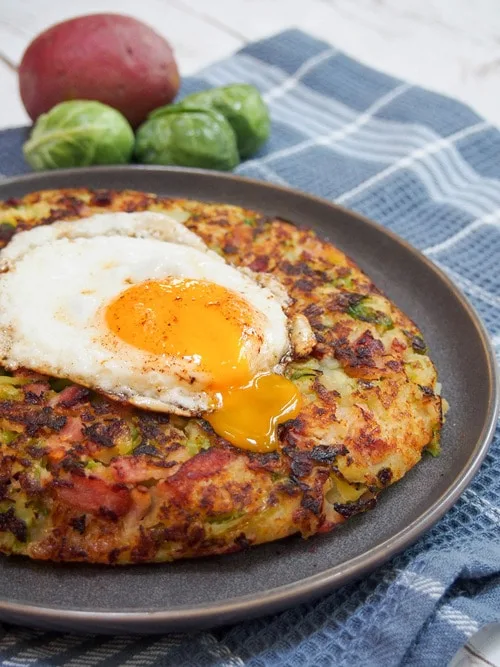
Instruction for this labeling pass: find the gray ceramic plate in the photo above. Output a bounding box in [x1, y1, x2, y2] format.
[0, 166, 497, 634]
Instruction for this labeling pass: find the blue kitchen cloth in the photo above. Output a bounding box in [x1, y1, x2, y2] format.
[0, 28, 499, 667]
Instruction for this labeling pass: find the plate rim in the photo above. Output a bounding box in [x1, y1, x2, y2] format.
[0, 165, 497, 632]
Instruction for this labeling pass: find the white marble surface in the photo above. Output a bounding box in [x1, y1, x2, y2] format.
[0, 0, 499, 130]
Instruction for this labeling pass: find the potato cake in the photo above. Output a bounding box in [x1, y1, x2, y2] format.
[0, 189, 443, 563]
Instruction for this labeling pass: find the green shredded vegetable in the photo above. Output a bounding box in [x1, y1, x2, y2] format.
[0, 376, 32, 386]
[290, 368, 322, 381]
[0, 385, 22, 400]
[425, 430, 441, 457]
[185, 421, 211, 457]
[0, 430, 18, 445]
[347, 300, 394, 331]
[206, 511, 244, 524]
[129, 425, 142, 450]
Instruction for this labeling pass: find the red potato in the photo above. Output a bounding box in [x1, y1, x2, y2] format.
[19, 13, 180, 128]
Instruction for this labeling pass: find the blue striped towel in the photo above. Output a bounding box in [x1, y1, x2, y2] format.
[0, 29, 499, 667]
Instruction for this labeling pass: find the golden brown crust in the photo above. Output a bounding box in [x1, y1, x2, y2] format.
[0, 189, 443, 563]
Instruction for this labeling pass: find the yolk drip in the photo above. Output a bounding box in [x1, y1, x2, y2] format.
[106, 278, 302, 452]
[206, 373, 302, 452]
[106, 278, 256, 389]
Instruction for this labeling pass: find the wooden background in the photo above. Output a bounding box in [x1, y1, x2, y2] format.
[0, 0, 499, 130]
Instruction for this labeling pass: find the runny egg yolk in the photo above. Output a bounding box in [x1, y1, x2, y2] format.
[106, 278, 301, 452]
[106, 278, 256, 390]
[206, 373, 302, 453]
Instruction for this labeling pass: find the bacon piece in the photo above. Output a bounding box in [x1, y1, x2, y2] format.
[171, 448, 232, 482]
[59, 416, 83, 442]
[23, 383, 48, 397]
[166, 448, 234, 497]
[52, 385, 90, 409]
[112, 457, 174, 483]
[55, 475, 131, 517]
[45, 417, 83, 449]
[333, 330, 386, 379]
[43, 417, 83, 463]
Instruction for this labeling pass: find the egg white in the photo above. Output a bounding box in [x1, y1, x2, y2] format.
[0, 212, 292, 415]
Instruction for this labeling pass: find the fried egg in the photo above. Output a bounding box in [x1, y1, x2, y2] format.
[0, 212, 315, 451]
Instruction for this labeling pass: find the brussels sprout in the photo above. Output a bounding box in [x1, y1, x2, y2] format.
[134, 107, 239, 171]
[23, 100, 134, 170]
[153, 84, 270, 159]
